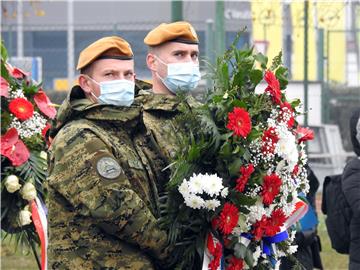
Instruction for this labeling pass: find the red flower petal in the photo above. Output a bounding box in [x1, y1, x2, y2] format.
[0, 76, 9, 98]
[6, 64, 29, 79]
[279, 102, 295, 128]
[218, 202, 239, 235]
[226, 107, 252, 138]
[296, 126, 314, 143]
[0, 128, 30, 166]
[34, 90, 57, 119]
[235, 164, 255, 192]
[8, 98, 34, 120]
[226, 256, 244, 270]
[264, 209, 287, 237]
[262, 127, 279, 154]
[261, 174, 282, 205]
[264, 70, 282, 104]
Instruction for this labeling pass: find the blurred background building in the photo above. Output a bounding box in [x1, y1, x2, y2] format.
[1, 0, 360, 184]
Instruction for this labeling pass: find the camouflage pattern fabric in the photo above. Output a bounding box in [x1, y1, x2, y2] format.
[134, 90, 201, 194]
[47, 86, 169, 270]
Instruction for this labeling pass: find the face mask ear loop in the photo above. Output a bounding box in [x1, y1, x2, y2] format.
[84, 75, 100, 103]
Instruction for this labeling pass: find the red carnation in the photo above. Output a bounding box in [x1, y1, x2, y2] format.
[218, 202, 239, 235]
[1, 76, 9, 98]
[279, 102, 295, 128]
[265, 209, 287, 237]
[235, 164, 255, 192]
[226, 107, 252, 138]
[34, 90, 57, 119]
[261, 174, 282, 205]
[261, 127, 279, 154]
[0, 128, 30, 166]
[9, 98, 34, 120]
[226, 256, 244, 270]
[264, 70, 282, 104]
[296, 126, 314, 143]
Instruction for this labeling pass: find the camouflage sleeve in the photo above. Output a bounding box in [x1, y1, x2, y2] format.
[48, 127, 169, 260]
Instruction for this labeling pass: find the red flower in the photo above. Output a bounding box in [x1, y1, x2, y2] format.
[1, 76, 9, 98]
[218, 202, 239, 235]
[279, 102, 295, 128]
[261, 127, 279, 154]
[235, 164, 255, 192]
[0, 128, 30, 166]
[34, 90, 57, 119]
[6, 64, 29, 79]
[226, 256, 244, 270]
[41, 123, 51, 138]
[226, 107, 252, 138]
[292, 164, 299, 177]
[264, 209, 287, 237]
[252, 215, 268, 240]
[8, 98, 34, 120]
[261, 174, 282, 205]
[296, 126, 314, 143]
[264, 70, 282, 104]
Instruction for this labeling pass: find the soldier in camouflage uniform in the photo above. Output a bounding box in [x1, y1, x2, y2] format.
[47, 36, 169, 269]
[133, 22, 202, 194]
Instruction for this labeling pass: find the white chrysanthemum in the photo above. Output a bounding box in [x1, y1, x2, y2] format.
[288, 244, 298, 254]
[221, 187, 229, 198]
[203, 173, 223, 197]
[188, 174, 204, 194]
[178, 180, 190, 198]
[276, 125, 298, 172]
[204, 199, 220, 211]
[184, 194, 205, 209]
[247, 201, 267, 224]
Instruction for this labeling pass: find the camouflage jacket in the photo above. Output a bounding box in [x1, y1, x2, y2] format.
[47, 86, 169, 270]
[133, 90, 200, 195]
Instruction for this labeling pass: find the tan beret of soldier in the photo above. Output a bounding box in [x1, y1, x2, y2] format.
[76, 36, 133, 71]
[144, 21, 199, 46]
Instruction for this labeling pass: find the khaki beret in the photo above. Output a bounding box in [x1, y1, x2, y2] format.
[76, 36, 133, 70]
[144, 21, 199, 46]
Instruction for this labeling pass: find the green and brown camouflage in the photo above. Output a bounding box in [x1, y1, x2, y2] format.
[133, 90, 201, 194]
[47, 85, 170, 270]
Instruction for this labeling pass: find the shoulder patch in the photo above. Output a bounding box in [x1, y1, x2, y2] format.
[96, 156, 122, 179]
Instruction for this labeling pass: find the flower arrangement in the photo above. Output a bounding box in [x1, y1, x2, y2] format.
[161, 36, 314, 270]
[1, 41, 55, 266]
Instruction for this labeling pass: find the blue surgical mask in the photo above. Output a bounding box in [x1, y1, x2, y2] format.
[88, 77, 135, 107]
[156, 56, 201, 94]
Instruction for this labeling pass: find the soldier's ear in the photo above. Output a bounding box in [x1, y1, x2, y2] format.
[146, 54, 157, 72]
[78, 75, 92, 94]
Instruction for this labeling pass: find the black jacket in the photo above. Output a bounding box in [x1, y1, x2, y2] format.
[342, 109, 360, 270]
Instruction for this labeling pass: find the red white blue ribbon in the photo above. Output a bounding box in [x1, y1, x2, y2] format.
[31, 197, 48, 270]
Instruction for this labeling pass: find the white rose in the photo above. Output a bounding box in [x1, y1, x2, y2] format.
[4, 175, 22, 193]
[19, 208, 32, 226]
[20, 182, 37, 201]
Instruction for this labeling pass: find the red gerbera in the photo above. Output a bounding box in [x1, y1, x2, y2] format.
[1, 76, 9, 98]
[264, 209, 287, 237]
[261, 127, 279, 154]
[218, 202, 239, 235]
[264, 70, 282, 104]
[8, 98, 34, 120]
[226, 107, 252, 138]
[296, 126, 314, 143]
[226, 256, 244, 270]
[235, 164, 255, 192]
[0, 128, 30, 166]
[252, 215, 268, 240]
[34, 90, 57, 119]
[279, 102, 295, 128]
[261, 174, 282, 205]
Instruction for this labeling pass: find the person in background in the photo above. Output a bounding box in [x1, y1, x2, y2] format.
[342, 108, 360, 270]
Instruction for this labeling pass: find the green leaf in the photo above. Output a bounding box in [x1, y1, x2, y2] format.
[232, 99, 247, 109]
[234, 242, 247, 259]
[254, 53, 268, 70]
[1, 41, 8, 62]
[275, 66, 289, 90]
[228, 158, 243, 177]
[249, 69, 263, 85]
[230, 190, 257, 206]
[244, 248, 255, 267]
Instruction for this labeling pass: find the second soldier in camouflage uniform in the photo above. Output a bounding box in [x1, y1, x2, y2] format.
[47, 36, 169, 269]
